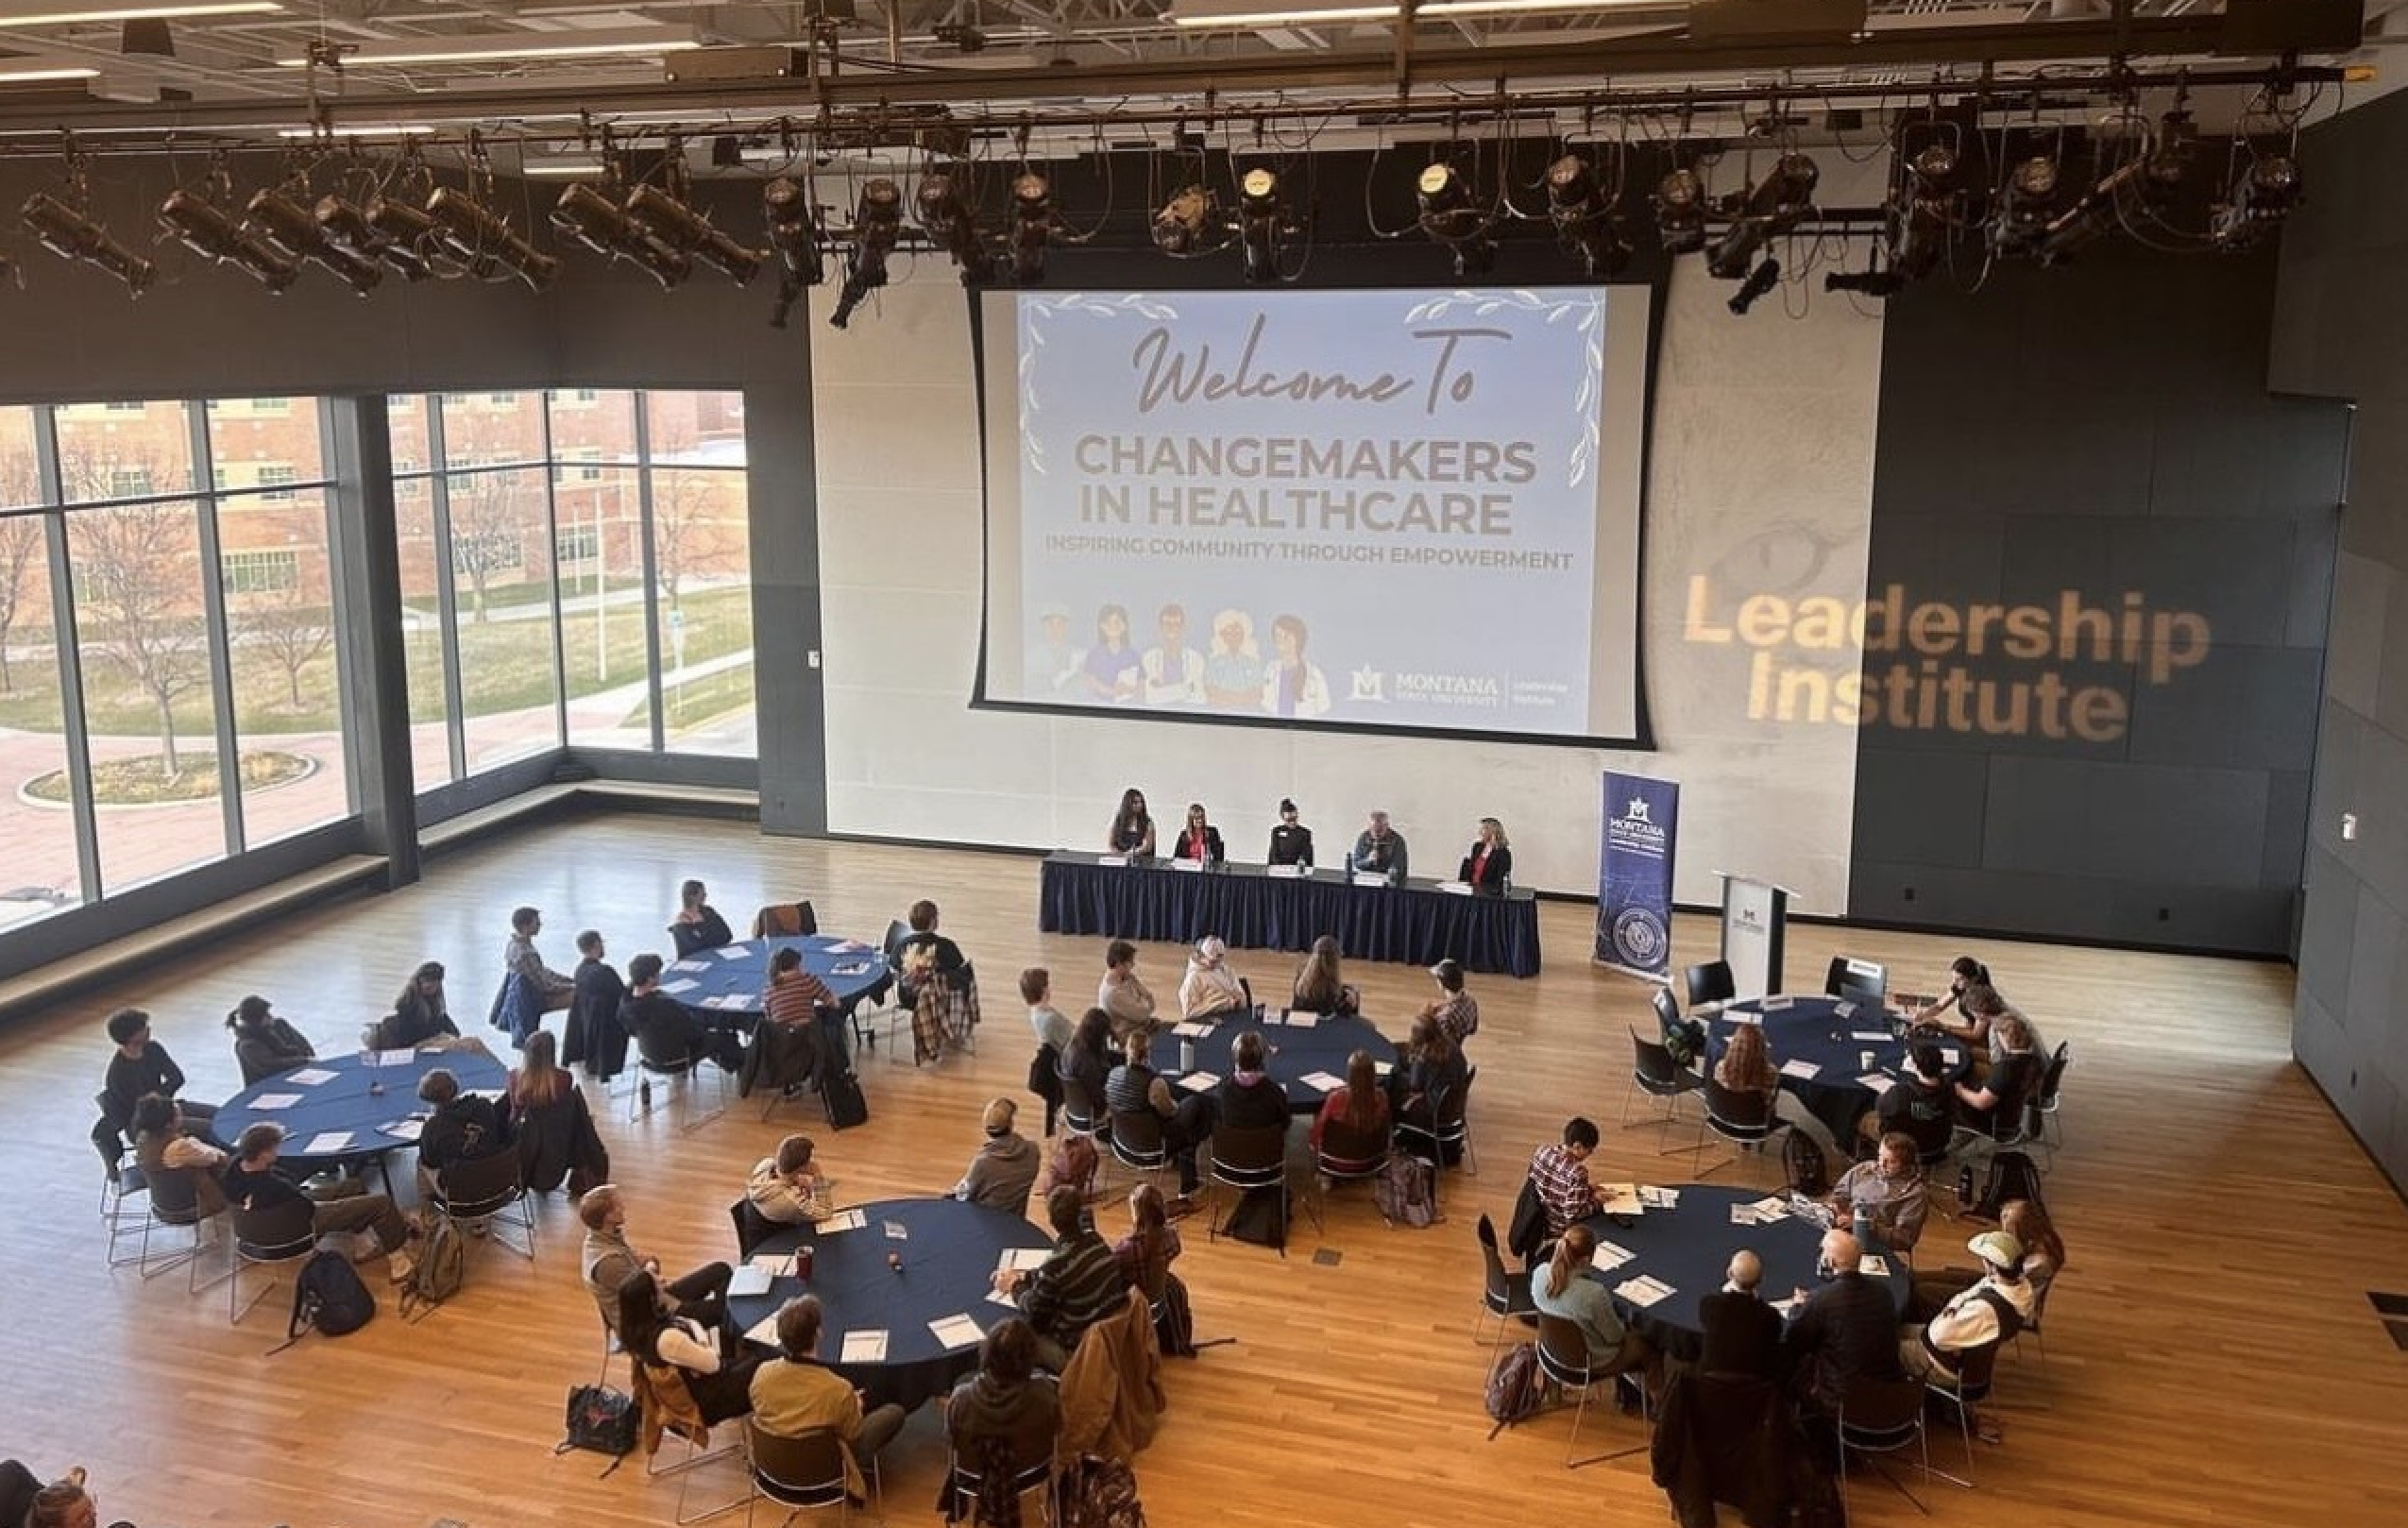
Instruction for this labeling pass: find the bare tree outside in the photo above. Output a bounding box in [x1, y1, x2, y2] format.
[233, 577, 335, 708]
[446, 471, 525, 623]
[74, 501, 210, 778]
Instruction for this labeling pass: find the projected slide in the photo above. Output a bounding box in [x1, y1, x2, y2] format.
[976, 287, 1650, 743]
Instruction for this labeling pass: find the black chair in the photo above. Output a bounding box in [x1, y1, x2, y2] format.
[228, 1197, 318, 1325]
[2031, 1042, 2073, 1165]
[943, 1444, 1054, 1525]
[629, 1047, 728, 1134]
[743, 1419, 869, 1525]
[728, 1195, 778, 1261]
[1060, 1075, 1102, 1141]
[1623, 1027, 1705, 1153]
[1684, 960, 1736, 1010]
[1473, 1212, 1536, 1348]
[1396, 1063, 1477, 1174]
[1835, 1373, 1933, 1522]
[134, 1159, 229, 1291]
[1106, 1106, 1173, 1194]
[434, 1147, 538, 1261]
[1208, 1122, 1291, 1254]
[1923, 1337, 2004, 1486]
[849, 919, 918, 1054]
[1824, 956, 1888, 1005]
[1695, 1076, 1785, 1183]
[1312, 1115, 1391, 1215]
[1533, 1312, 1648, 1468]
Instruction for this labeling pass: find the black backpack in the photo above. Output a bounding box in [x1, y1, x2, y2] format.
[1968, 1149, 2043, 1223]
[288, 1249, 377, 1341]
[1784, 1130, 1830, 1198]
[821, 1067, 870, 1130]
[1506, 1175, 1548, 1263]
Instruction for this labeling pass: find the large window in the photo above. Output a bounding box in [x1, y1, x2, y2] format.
[0, 397, 350, 928]
[392, 388, 754, 771]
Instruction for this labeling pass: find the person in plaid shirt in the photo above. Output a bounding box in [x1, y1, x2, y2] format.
[1527, 1116, 1604, 1235]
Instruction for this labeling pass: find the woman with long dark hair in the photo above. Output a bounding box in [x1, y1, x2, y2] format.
[1310, 1047, 1392, 1168]
[510, 1028, 608, 1194]
[618, 1267, 761, 1424]
[1291, 935, 1360, 1015]
[226, 995, 314, 1085]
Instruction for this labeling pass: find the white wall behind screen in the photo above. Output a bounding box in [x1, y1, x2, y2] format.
[812, 258, 1884, 910]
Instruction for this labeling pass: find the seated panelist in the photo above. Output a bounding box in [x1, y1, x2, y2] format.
[1266, 798, 1314, 868]
[1457, 817, 1512, 893]
[1170, 803, 1224, 865]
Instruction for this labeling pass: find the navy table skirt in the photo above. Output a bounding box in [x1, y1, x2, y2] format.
[1039, 853, 1541, 977]
[1147, 1009, 1399, 1114]
[1574, 1182, 1910, 1362]
[727, 1197, 1056, 1414]
[217, 1045, 508, 1165]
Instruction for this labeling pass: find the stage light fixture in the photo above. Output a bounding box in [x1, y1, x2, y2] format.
[1988, 154, 2061, 258]
[1545, 153, 1629, 280]
[1415, 160, 1494, 277]
[425, 183, 559, 292]
[631, 178, 760, 290]
[763, 177, 824, 329]
[159, 176, 299, 293]
[1236, 165, 1301, 285]
[1009, 171, 1056, 284]
[1706, 151, 1818, 280]
[829, 177, 901, 330]
[1151, 184, 1214, 255]
[913, 165, 993, 284]
[20, 186, 154, 294]
[316, 193, 433, 282]
[1726, 254, 1780, 315]
[551, 179, 691, 291]
[2211, 152, 2300, 249]
[1416, 161, 1471, 220]
[246, 184, 382, 296]
[1652, 166, 1707, 255]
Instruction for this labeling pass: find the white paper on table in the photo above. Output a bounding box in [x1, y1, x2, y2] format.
[839, 1330, 889, 1364]
[998, 1248, 1050, 1273]
[1857, 1073, 1895, 1094]
[660, 977, 700, 994]
[1848, 1030, 1891, 1044]
[1257, 1010, 1286, 1027]
[1592, 1239, 1636, 1269]
[300, 1130, 354, 1155]
[1638, 1185, 1680, 1209]
[1747, 1196, 1789, 1219]
[1771, 1295, 1805, 1318]
[1941, 1049, 1964, 1066]
[1779, 1059, 1823, 1080]
[1434, 879, 1474, 896]
[1095, 853, 1129, 867]
[381, 1118, 424, 1143]
[285, 1067, 338, 1087]
[819, 1209, 868, 1233]
[882, 1220, 908, 1241]
[745, 1312, 783, 1347]
[1177, 1071, 1220, 1094]
[1615, 1276, 1676, 1307]
[749, 1253, 796, 1278]
[1729, 1204, 1762, 1226]
[1286, 1011, 1321, 1029]
[1725, 1011, 1763, 1027]
[725, 993, 758, 1009]
[714, 947, 748, 962]
[1373, 1061, 1394, 1078]
[250, 1092, 304, 1110]
[1350, 872, 1392, 889]
[1264, 863, 1302, 879]
[1596, 1183, 1644, 1215]
[985, 1287, 1022, 1310]
[1859, 1255, 1891, 1278]
[927, 1313, 984, 1350]
[828, 940, 871, 954]
[726, 1265, 774, 1298]
[1762, 994, 1795, 1011]
[1170, 857, 1204, 874]
[1834, 1001, 1859, 1022]
[1298, 1071, 1345, 1093]
[375, 1049, 417, 1067]
[1171, 1022, 1212, 1039]
[670, 959, 708, 974]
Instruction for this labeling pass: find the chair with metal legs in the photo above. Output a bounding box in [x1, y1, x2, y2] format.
[1835, 1374, 1934, 1524]
[1533, 1313, 1650, 1468]
[1695, 1077, 1786, 1182]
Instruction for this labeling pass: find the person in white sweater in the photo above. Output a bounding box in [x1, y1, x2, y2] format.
[747, 1133, 835, 1225]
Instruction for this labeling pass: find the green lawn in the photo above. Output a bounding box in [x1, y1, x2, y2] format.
[0, 584, 755, 737]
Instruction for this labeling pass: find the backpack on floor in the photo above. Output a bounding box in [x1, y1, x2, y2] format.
[289, 1248, 377, 1340]
[1056, 1452, 1146, 1528]
[1484, 1341, 1544, 1431]
[1967, 1149, 2043, 1223]
[821, 1067, 871, 1130]
[1784, 1131, 1830, 1199]
[1374, 1153, 1440, 1229]
[400, 1214, 466, 1318]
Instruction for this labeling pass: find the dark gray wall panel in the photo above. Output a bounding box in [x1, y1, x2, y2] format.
[2122, 645, 2323, 772]
[1851, 749, 1990, 866]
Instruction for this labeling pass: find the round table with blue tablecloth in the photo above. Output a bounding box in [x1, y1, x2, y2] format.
[1706, 995, 1972, 1145]
[216, 1044, 508, 1170]
[1148, 1007, 1399, 1114]
[726, 1197, 1056, 1413]
[1573, 1181, 1912, 1362]
[659, 934, 892, 1021]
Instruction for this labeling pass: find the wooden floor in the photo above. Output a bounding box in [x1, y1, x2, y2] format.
[7, 813, 2406, 1528]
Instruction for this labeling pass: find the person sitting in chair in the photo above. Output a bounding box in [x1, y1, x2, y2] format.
[503, 906, 577, 1013]
[1212, 1030, 1289, 1133]
[1899, 1231, 2035, 1384]
[1830, 1132, 1929, 1253]
[751, 1295, 907, 1501]
[579, 1182, 733, 1333]
[1105, 1030, 1209, 1210]
[1097, 940, 1159, 1043]
[1419, 959, 1479, 1044]
[1309, 1049, 1392, 1168]
[386, 961, 465, 1050]
[669, 878, 736, 959]
[1534, 1225, 1657, 1380]
[1290, 935, 1360, 1016]
[415, 1065, 509, 1197]
[1177, 937, 1249, 1021]
[620, 953, 744, 1075]
[945, 1318, 1061, 1489]
[225, 995, 314, 1084]
[954, 1097, 1041, 1214]
[991, 1186, 1128, 1374]
[619, 1267, 761, 1425]
[130, 1094, 228, 1219]
[1783, 1229, 1906, 1422]
[1698, 1249, 1784, 1382]
[567, 932, 630, 1081]
[748, 1133, 835, 1225]
[96, 1008, 217, 1168]
[221, 1124, 414, 1285]
[1525, 1116, 1606, 1239]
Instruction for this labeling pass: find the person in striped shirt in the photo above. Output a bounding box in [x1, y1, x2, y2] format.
[994, 1185, 1128, 1374]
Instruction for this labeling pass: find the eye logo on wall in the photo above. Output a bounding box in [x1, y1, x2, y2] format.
[1680, 574, 2213, 744]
